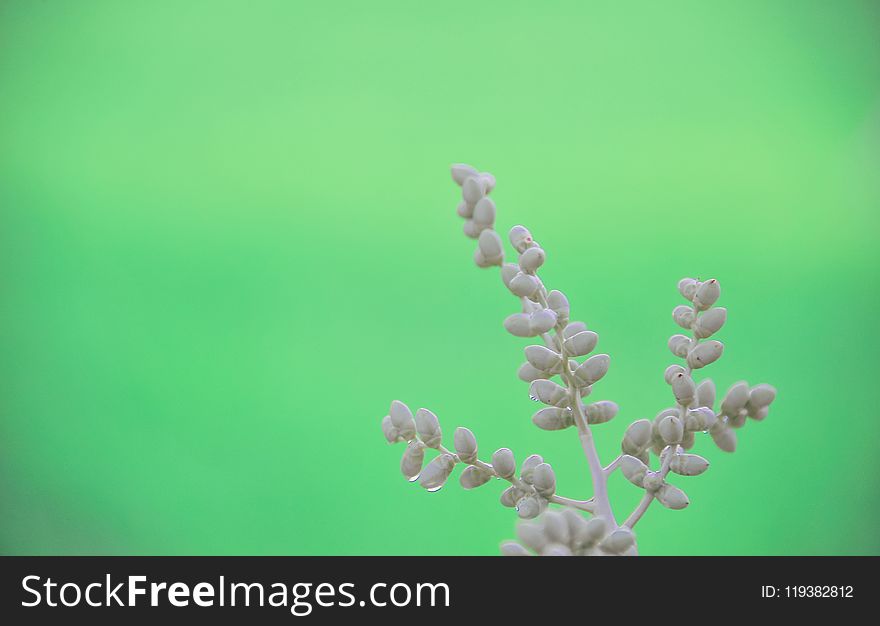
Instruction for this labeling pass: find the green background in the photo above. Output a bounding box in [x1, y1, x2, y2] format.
[1, 0, 878, 556]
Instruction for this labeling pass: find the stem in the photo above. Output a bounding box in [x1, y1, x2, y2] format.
[623, 493, 653, 528]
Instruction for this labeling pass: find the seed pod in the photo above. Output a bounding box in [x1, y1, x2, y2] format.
[477, 229, 504, 266]
[519, 247, 546, 273]
[473, 197, 496, 226]
[504, 313, 534, 337]
[529, 379, 569, 407]
[509, 272, 540, 298]
[453, 427, 478, 463]
[532, 463, 556, 497]
[747, 383, 777, 414]
[584, 400, 618, 424]
[664, 364, 686, 384]
[547, 290, 570, 322]
[672, 305, 695, 329]
[670, 453, 709, 476]
[620, 455, 648, 487]
[415, 408, 442, 448]
[696, 379, 716, 409]
[584, 517, 607, 545]
[501, 263, 519, 289]
[622, 419, 653, 454]
[694, 307, 727, 338]
[516, 521, 547, 552]
[520, 454, 544, 483]
[563, 331, 598, 357]
[678, 277, 699, 301]
[525, 345, 563, 372]
[671, 372, 696, 405]
[687, 340, 724, 369]
[720, 381, 750, 416]
[659, 415, 684, 444]
[693, 279, 720, 310]
[517, 361, 549, 382]
[574, 354, 610, 386]
[508, 225, 534, 253]
[381, 415, 400, 443]
[600, 527, 635, 554]
[400, 440, 426, 479]
[459, 465, 492, 489]
[710, 423, 737, 452]
[668, 334, 691, 358]
[516, 495, 544, 519]
[685, 406, 716, 431]
[492, 448, 516, 479]
[451, 163, 479, 186]
[500, 485, 524, 508]
[418, 453, 456, 490]
[456, 200, 474, 218]
[389, 400, 417, 440]
[500, 541, 531, 557]
[532, 407, 574, 431]
[529, 308, 558, 334]
[656, 484, 689, 510]
[563, 321, 587, 339]
[462, 176, 486, 204]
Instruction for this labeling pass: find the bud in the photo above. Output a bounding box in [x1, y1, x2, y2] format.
[517, 361, 549, 382]
[519, 247, 546, 273]
[681, 429, 695, 450]
[529, 379, 569, 407]
[492, 448, 516, 479]
[381, 415, 400, 443]
[462, 219, 482, 239]
[584, 400, 618, 424]
[525, 345, 563, 372]
[563, 321, 587, 339]
[694, 307, 727, 338]
[584, 517, 606, 544]
[547, 290, 570, 322]
[720, 381, 750, 416]
[670, 453, 709, 476]
[531, 463, 556, 497]
[685, 407, 716, 431]
[600, 527, 635, 553]
[542, 511, 570, 545]
[696, 378, 716, 409]
[509, 272, 540, 298]
[516, 521, 547, 552]
[500, 486, 525, 508]
[504, 313, 534, 337]
[656, 484, 689, 510]
[508, 225, 534, 253]
[687, 340, 724, 369]
[520, 454, 544, 483]
[477, 229, 504, 266]
[678, 277, 698, 300]
[622, 419, 653, 454]
[418, 454, 456, 490]
[389, 400, 417, 440]
[473, 197, 496, 226]
[664, 364, 686, 384]
[456, 200, 473, 218]
[462, 176, 486, 204]
[501, 263, 519, 289]
[563, 331, 598, 357]
[500, 541, 531, 557]
[532, 407, 574, 430]
[542, 544, 573, 557]
[516, 495, 544, 519]
[672, 305, 695, 329]
[573, 354, 610, 386]
[671, 372, 696, 405]
[693, 279, 720, 310]
[643, 471, 663, 491]
[529, 308, 558, 334]
[415, 408, 442, 448]
[459, 465, 492, 489]
[668, 334, 691, 358]
[479, 173, 496, 193]
[659, 415, 684, 444]
[747, 383, 776, 413]
[400, 440, 426, 479]
[451, 163, 479, 186]
[453, 427, 478, 463]
[562, 509, 591, 549]
[620, 455, 648, 487]
[710, 423, 737, 452]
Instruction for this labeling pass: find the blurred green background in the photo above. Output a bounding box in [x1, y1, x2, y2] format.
[1, 0, 878, 555]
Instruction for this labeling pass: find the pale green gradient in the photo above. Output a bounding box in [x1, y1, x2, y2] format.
[0, 0, 878, 555]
